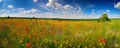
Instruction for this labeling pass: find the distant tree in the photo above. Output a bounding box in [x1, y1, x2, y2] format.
[8, 15, 10, 18]
[32, 16, 35, 19]
[31, 16, 37, 20]
[98, 13, 110, 22]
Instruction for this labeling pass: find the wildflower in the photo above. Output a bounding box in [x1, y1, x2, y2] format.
[36, 37, 38, 41]
[60, 44, 62, 47]
[69, 44, 72, 46]
[100, 39, 106, 43]
[53, 40, 58, 45]
[85, 47, 87, 48]
[26, 42, 31, 47]
[29, 35, 32, 39]
[77, 45, 80, 48]
[19, 36, 25, 43]
[115, 43, 120, 47]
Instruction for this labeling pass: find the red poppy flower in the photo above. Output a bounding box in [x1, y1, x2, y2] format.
[26, 42, 31, 47]
[100, 39, 106, 43]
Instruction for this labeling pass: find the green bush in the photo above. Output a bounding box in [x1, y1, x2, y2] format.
[8, 16, 10, 18]
[98, 13, 110, 22]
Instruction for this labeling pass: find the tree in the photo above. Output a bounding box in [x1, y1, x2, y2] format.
[8, 15, 10, 18]
[98, 13, 110, 22]
[32, 16, 35, 19]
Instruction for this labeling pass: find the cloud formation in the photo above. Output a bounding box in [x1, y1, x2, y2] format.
[46, 0, 74, 10]
[91, 9, 95, 16]
[1, 0, 118, 19]
[23, 9, 38, 14]
[33, 0, 38, 2]
[114, 2, 120, 9]
[17, 8, 41, 14]
[106, 10, 110, 13]
[63, 4, 73, 10]
[8, 5, 14, 9]
[0, 0, 97, 19]
[46, 0, 62, 9]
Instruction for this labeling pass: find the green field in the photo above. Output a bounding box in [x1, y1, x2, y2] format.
[0, 18, 120, 48]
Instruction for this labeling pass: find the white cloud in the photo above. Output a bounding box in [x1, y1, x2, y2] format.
[8, 5, 14, 9]
[0, 9, 100, 19]
[106, 10, 110, 13]
[22, 9, 38, 14]
[0, 0, 101, 19]
[102, 10, 111, 14]
[91, 12, 95, 15]
[63, 4, 73, 10]
[17, 8, 25, 12]
[46, 0, 74, 10]
[33, 0, 37, 2]
[91, 9, 95, 16]
[34, 0, 85, 19]
[0, 0, 2, 2]
[74, 5, 82, 13]
[46, 0, 62, 9]
[17, 8, 41, 15]
[0, 8, 41, 17]
[114, 2, 120, 9]
[32, 12, 97, 19]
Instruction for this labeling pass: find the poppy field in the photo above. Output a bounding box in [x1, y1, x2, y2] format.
[0, 18, 120, 48]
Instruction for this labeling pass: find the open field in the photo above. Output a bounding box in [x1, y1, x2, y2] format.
[0, 18, 120, 48]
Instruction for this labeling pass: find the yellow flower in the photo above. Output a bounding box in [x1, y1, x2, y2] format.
[77, 45, 80, 48]
[60, 44, 62, 47]
[69, 44, 72, 46]
[22, 44, 24, 46]
[85, 47, 87, 48]
[99, 43, 102, 46]
[19, 39, 23, 43]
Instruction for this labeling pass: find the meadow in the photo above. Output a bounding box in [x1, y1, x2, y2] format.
[0, 18, 120, 48]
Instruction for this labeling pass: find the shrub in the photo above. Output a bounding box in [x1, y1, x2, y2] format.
[98, 13, 110, 22]
[8, 16, 10, 18]
[32, 17, 35, 19]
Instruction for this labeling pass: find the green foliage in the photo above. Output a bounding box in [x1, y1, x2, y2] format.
[8, 16, 10, 18]
[98, 13, 110, 22]
[32, 17, 35, 19]
[0, 25, 16, 48]
[31, 16, 37, 20]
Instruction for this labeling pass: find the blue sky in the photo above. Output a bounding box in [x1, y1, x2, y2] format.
[0, 0, 120, 19]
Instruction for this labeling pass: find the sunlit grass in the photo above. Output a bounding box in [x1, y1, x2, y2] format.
[0, 18, 120, 48]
